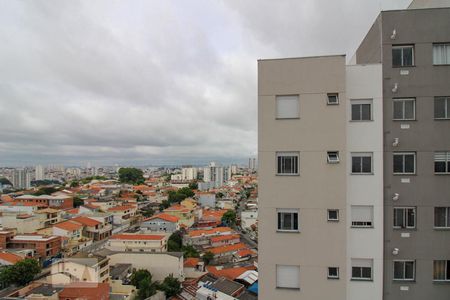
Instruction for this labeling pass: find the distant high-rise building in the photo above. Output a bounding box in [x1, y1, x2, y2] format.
[230, 164, 238, 175]
[181, 167, 198, 181]
[203, 162, 224, 187]
[248, 157, 257, 170]
[11, 169, 31, 189]
[35, 165, 45, 180]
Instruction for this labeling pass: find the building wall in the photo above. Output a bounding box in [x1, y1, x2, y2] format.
[141, 220, 178, 233]
[258, 55, 348, 300]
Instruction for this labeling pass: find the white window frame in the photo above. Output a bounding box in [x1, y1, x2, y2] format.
[276, 265, 300, 289]
[433, 43, 450, 65]
[350, 99, 373, 121]
[434, 96, 450, 119]
[434, 151, 450, 174]
[392, 45, 414, 67]
[393, 152, 416, 175]
[351, 205, 374, 228]
[393, 207, 416, 229]
[276, 95, 299, 119]
[327, 93, 339, 105]
[433, 260, 450, 281]
[351, 152, 373, 174]
[277, 209, 299, 232]
[393, 98, 416, 121]
[327, 209, 339, 222]
[276, 152, 299, 175]
[434, 207, 450, 228]
[351, 259, 373, 281]
[327, 267, 339, 279]
[327, 151, 340, 164]
[393, 260, 415, 281]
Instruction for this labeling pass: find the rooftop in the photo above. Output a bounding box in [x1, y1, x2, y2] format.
[146, 213, 179, 223]
[71, 216, 101, 227]
[110, 234, 165, 241]
[0, 252, 24, 264]
[54, 220, 83, 231]
[209, 243, 247, 255]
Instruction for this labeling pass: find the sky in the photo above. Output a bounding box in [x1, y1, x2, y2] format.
[0, 0, 412, 167]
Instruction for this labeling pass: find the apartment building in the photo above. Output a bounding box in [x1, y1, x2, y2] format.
[8, 234, 61, 260]
[106, 234, 167, 252]
[258, 1, 450, 300]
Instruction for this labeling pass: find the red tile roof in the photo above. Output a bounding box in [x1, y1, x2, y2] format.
[183, 257, 200, 268]
[0, 252, 24, 264]
[188, 227, 232, 238]
[58, 282, 110, 300]
[207, 265, 256, 280]
[235, 249, 257, 258]
[71, 216, 101, 227]
[209, 243, 247, 255]
[110, 234, 165, 241]
[147, 213, 179, 223]
[108, 205, 135, 212]
[54, 221, 83, 231]
[210, 234, 240, 243]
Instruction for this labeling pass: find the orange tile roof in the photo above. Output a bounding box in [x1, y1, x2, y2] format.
[210, 234, 240, 243]
[83, 203, 98, 210]
[54, 221, 83, 231]
[59, 282, 110, 300]
[183, 257, 200, 268]
[110, 234, 165, 241]
[0, 195, 14, 202]
[108, 205, 135, 212]
[206, 265, 256, 280]
[188, 227, 232, 238]
[236, 249, 257, 258]
[164, 204, 190, 212]
[147, 213, 179, 223]
[65, 208, 79, 214]
[209, 243, 247, 255]
[71, 216, 101, 227]
[0, 252, 24, 264]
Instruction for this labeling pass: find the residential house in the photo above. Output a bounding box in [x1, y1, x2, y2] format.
[58, 282, 110, 300]
[164, 204, 195, 227]
[141, 213, 180, 233]
[71, 216, 110, 241]
[106, 234, 167, 252]
[8, 234, 61, 260]
[184, 227, 233, 246]
[0, 251, 24, 266]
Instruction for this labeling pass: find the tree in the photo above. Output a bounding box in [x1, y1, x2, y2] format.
[0, 178, 12, 185]
[167, 231, 182, 251]
[0, 258, 41, 286]
[118, 168, 144, 184]
[221, 210, 237, 226]
[70, 180, 79, 187]
[188, 181, 198, 190]
[177, 187, 195, 198]
[159, 274, 181, 298]
[142, 208, 155, 218]
[159, 200, 170, 211]
[216, 192, 224, 199]
[73, 196, 84, 208]
[182, 245, 199, 258]
[130, 269, 152, 289]
[33, 186, 58, 196]
[202, 251, 214, 265]
[130, 269, 157, 300]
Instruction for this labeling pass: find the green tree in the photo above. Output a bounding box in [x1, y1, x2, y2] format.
[202, 251, 214, 265]
[0, 258, 41, 286]
[182, 245, 199, 258]
[130, 269, 152, 289]
[216, 192, 224, 199]
[73, 196, 84, 208]
[177, 187, 195, 198]
[118, 168, 144, 184]
[70, 180, 79, 187]
[159, 274, 181, 298]
[159, 200, 170, 211]
[167, 231, 182, 251]
[0, 178, 12, 185]
[221, 210, 237, 226]
[168, 190, 186, 204]
[130, 269, 157, 300]
[188, 181, 198, 190]
[33, 186, 58, 196]
[142, 208, 155, 218]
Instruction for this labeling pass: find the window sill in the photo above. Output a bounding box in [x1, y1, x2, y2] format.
[327, 277, 340, 280]
[351, 226, 374, 229]
[350, 173, 374, 175]
[277, 230, 300, 234]
[276, 173, 300, 176]
[351, 278, 373, 282]
[433, 227, 450, 231]
[327, 219, 339, 222]
[393, 173, 416, 176]
[392, 65, 415, 68]
[349, 120, 374, 122]
[393, 279, 415, 282]
[393, 227, 416, 231]
[433, 280, 450, 284]
[392, 119, 416, 122]
[434, 173, 450, 175]
[433, 64, 450, 66]
[276, 287, 300, 290]
[434, 118, 450, 121]
[275, 117, 300, 120]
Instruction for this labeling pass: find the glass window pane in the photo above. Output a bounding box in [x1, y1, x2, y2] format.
[393, 48, 402, 67]
[283, 213, 292, 230]
[447, 261, 450, 280]
[361, 104, 371, 120]
[362, 156, 372, 173]
[447, 99, 450, 118]
[435, 207, 446, 227]
[352, 157, 361, 173]
[404, 100, 414, 119]
[293, 213, 298, 230]
[393, 101, 404, 119]
[407, 209, 415, 227]
[435, 98, 446, 118]
[352, 104, 360, 120]
[278, 213, 282, 229]
[277, 156, 282, 174]
[362, 267, 372, 279]
[403, 47, 413, 66]
[352, 267, 361, 278]
[394, 208, 404, 228]
[435, 161, 446, 173]
[405, 261, 414, 279]
[393, 155, 403, 173]
[394, 261, 404, 279]
[404, 154, 415, 173]
[434, 260, 446, 280]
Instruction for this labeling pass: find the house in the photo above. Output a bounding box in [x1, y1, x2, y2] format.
[106, 234, 167, 252]
[107, 205, 137, 229]
[0, 251, 24, 266]
[206, 266, 256, 281]
[1, 213, 41, 234]
[52, 220, 92, 254]
[163, 204, 195, 227]
[209, 243, 247, 260]
[14, 195, 73, 209]
[210, 234, 240, 248]
[58, 282, 110, 300]
[184, 227, 233, 246]
[71, 216, 111, 241]
[197, 209, 227, 228]
[240, 210, 258, 230]
[8, 234, 61, 260]
[35, 208, 62, 228]
[233, 249, 257, 263]
[197, 192, 216, 208]
[141, 213, 180, 233]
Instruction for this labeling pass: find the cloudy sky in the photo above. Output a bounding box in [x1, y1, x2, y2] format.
[0, 0, 411, 167]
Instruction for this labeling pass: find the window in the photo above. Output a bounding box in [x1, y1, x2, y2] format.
[351, 259, 373, 280]
[351, 205, 373, 228]
[351, 99, 372, 121]
[435, 152, 450, 173]
[327, 93, 339, 105]
[393, 207, 416, 229]
[393, 98, 415, 120]
[277, 209, 299, 232]
[327, 151, 340, 164]
[392, 45, 414, 67]
[434, 96, 450, 119]
[393, 260, 415, 281]
[276, 152, 299, 175]
[327, 209, 339, 221]
[433, 43, 450, 65]
[351, 153, 373, 174]
[276, 95, 299, 119]
[393, 152, 416, 174]
[434, 207, 450, 228]
[433, 260, 450, 281]
[276, 265, 300, 289]
[328, 267, 339, 279]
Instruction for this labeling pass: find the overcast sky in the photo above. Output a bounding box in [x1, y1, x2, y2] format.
[0, 0, 411, 167]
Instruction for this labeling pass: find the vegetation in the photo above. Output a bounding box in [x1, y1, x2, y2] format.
[130, 269, 157, 300]
[202, 251, 214, 265]
[159, 274, 181, 298]
[188, 181, 198, 190]
[142, 208, 155, 218]
[167, 187, 195, 204]
[70, 180, 79, 187]
[80, 176, 107, 184]
[167, 231, 183, 251]
[216, 191, 224, 198]
[159, 200, 170, 211]
[0, 178, 12, 185]
[118, 168, 144, 184]
[221, 210, 237, 226]
[33, 186, 59, 196]
[182, 245, 199, 258]
[73, 196, 84, 208]
[0, 258, 41, 286]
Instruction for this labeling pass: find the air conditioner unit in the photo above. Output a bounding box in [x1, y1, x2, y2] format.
[392, 193, 399, 201]
[392, 138, 399, 147]
[390, 29, 397, 40]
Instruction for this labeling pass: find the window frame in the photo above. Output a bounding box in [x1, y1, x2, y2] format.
[434, 96, 450, 120]
[276, 264, 300, 289]
[433, 260, 450, 282]
[351, 152, 373, 174]
[277, 209, 299, 233]
[276, 95, 300, 119]
[327, 209, 339, 222]
[393, 98, 416, 121]
[327, 267, 339, 279]
[433, 43, 450, 66]
[327, 151, 340, 164]
[351, 259, 373, 281]
[392, 45, 415, 67]
[350, 99, 373, 121]
[434, 151, 450, 174]
[276, 151, 299, 175]
[393, 260, 415, 281]
[393, 152, 416, 175]
[351, 205, 374, 228]
[393, 207, 416, 229]
[327, 93, 339, 105]
[434, 207, 450, 229]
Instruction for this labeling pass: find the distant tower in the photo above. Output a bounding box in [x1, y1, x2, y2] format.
[35, 165, 45, 180]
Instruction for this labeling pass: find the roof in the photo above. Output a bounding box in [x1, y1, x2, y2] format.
[11, 234, 60, 242]
[65, 208, 79, 214]
[211, 234, 240, 243]
[210, 277, 244, 296]
[0, 252, 23, 264]
[110, 234, 165, 241]
[235, 249, 257, 258]
[71, 216, 101, 227]
[54, 220, 83, 231]
[183, 257, 200, 268]
[146, 213, 179, 223]
[58, 282, 110, 300]
[236, 270, 258, 285]
[209, 243, 247, 255]
[164, 204, 191, 212]
[207, 266, 256, 280]
[108, 205, 135, 212]
[188, 227, 232, 238]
